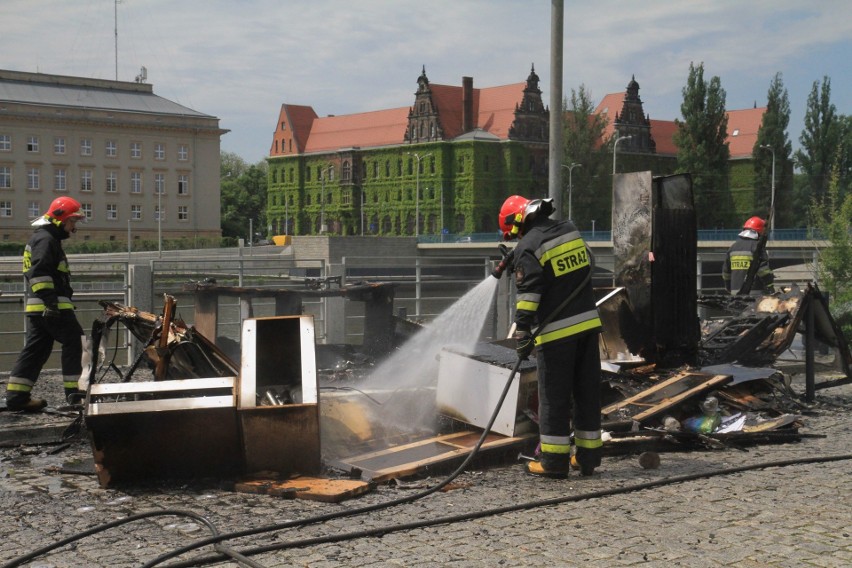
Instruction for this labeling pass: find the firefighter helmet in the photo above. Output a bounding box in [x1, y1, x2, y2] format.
[499, 195, 531, 240]
[47, 196, 85, 223]
[743, 216, 766, 234]
[33, 196, 85, 227]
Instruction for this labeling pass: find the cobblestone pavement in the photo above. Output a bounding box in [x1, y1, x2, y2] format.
[1, 370, 850, 568]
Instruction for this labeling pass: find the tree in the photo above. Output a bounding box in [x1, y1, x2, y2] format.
[674, 62, 732, 228]
[795, 77, 841, 213]
[220, 152, 268, 240]
[753, 72, 793, 227]
[561, 85, 610, 228]
[811, 159, 852, 340]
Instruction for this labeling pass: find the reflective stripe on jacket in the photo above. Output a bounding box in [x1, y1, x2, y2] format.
[513, 218, 601, 346]
[22, 224, 75, 314]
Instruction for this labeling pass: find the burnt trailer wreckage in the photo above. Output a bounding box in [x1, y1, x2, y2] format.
[66, 172, 849, 498]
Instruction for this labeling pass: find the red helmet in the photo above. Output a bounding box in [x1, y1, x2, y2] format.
[499, 195, 531, 240]
[743, 216, 766, 234]
[46, 196, 85, 224]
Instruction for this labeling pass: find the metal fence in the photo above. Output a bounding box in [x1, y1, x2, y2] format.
[0, 245, 823, 371]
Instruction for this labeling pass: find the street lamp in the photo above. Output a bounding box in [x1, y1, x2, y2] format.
[612, 135, 632, 175]
[406, 151, 432, 237]
[320, 165, 333, 234]
[561, 162, 582, 220]
[157, 185, 162, 257]
[759, 144, 776, 235]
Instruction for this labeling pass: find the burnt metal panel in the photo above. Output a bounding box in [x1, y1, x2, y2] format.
[87, 405, 242, 487]
[611, 172, 698, 364]
[239, 405, 322, 476]
[651, 174, 699, 365]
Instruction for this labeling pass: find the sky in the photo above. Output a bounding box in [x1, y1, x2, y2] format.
[3, 0, 851, 164]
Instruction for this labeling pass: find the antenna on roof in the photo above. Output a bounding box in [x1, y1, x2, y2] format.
[135, 66, 147, 83]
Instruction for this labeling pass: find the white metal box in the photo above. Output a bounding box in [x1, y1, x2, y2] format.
[436, 343, 538, 437]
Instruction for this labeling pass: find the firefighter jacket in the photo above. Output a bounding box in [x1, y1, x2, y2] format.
[23, 223, 75, 315]
[513, 218, 602, 347]
[722, 234, 774, 294]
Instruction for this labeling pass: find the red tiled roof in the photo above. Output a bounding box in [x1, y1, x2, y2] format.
[271, 79, 526, 155]
[303, 107, 410, 154]
[649, 119, 678, 156]
[726, 107, 765, 158]
[594, 92, 765, 159]
[430, 84, 465, 138]
[476, 83, 526, 138]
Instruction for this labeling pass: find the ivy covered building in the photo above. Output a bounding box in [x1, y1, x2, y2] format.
[266, 66, 550, 237]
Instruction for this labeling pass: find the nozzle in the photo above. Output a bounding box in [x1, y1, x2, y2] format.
[491, 244, 515, 279]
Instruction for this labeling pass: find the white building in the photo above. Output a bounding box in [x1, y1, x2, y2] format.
[0, 69, 227, 244]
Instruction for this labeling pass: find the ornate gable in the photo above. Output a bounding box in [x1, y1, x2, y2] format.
[508, 64, 549, 142]
[614, 75, 656, 153]
[405, 66, 444, 143]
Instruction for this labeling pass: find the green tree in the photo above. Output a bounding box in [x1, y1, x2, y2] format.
[811, 159, 852, 341]
[674, 62, 732, 229]
[753, 72, 793, 227]
[795, 77, 841, 213]
[220, 152, 268, 240]
[562, 85, 609, 228]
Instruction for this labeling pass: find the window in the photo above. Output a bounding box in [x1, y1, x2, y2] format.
[177, 144, 188, 161]
[28, 201, 40, 219]
[305, 167, 311, 182]
[80, 138, 92, 156]
[131, 171, 142, 193]
[342, 161, 351, 182]
[430, 158, 436, 174]
[131, 204, 142, 220]
[106, 203, 118, 220]
[80, 169, 93, 192]
[177, 174, 189, 195]
[154, 173, 165, 195]
[54, 136, 66, 155]
[155, 205, 165, 222]
[0, 201, 12, 217]
[385, 161, 390, 177]
[27, 136, 39, 153]
[178, 205, 188, 221]
[408, 159, 413, 176]
[154, 143, 165, 160]
[342, 189, 351, 206]
[105, 140, 117, 157]
[81, 203, 92, 220]
[0, 134, 10, 152]
[27, 167, 40, 190]
[106, 170, 118, 193]
[130, 142, 142, 159]
[373, 162, 378, 178]
[0, 166, 11, 189]
[54, 168, 67, 191]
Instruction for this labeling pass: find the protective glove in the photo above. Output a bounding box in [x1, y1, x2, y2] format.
[42, 305, 61, 319]
[514, 330, 535, 360]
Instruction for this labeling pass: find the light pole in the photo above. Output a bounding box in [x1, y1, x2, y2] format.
[360, 189, 365, 236]
[759, 144, 776, 235]
[561, 162, 581, 220]
[157, 185, 162, 257]
[320, 165, 333, 234]
[440, 183, 444, 243]
[612, 135, 632, 175]
[407, 151, 432, 237]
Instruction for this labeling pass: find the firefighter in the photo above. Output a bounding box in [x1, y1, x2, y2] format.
[499, 195, 603, 478]
[722, 216, 775, 295]
[5, 197, 87, 411]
